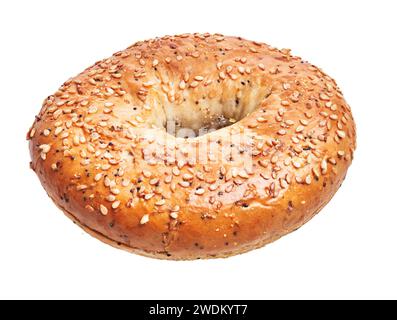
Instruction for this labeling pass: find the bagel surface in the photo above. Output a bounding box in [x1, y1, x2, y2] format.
[28, 33, 356, 259]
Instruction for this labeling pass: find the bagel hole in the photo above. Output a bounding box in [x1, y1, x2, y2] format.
[165, 115, 239, 138]
[161, 86, 271, 138]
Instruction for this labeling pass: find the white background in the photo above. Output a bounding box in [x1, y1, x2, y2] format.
[0, 0, 396, 299]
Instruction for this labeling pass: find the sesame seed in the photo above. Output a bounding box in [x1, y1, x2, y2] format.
[179, 80, 186, 90]
[190, 81, 199, 88]
[170, 212, 178, 219]
[39, 144, 51, 153]
[258, 160, 269, 169]
[321, 159, 328, 174]
[172, 167, 180, 176]
[177, 160, 185, 169]
[320, 93, 330, 101]
[54, 127, 63, 136]
[112, 201, 120, 209]
[106, 194, 116, 202]
[76, 185, 88, 191]
[144, 193, 154, 200]
[280, 179, 288, 189]
[73, 135, 80, 146]
[179, 181, 190, 188]
[142, 170, 152, 178]
[238, 170, 249, 179]
[195, 188, 205, 195]
[29, 128, 36, 138]
[182, 173, 193, 181]
[336, 130, 346, 139]
[111, 188, 120, 195]
[140, 214, 149, 225]
[277, 129, 287, 135]
[329, 158, 337, 165]
[155, 199, 165, 206]
[281, 100, 290, 106]
[85, 205, 94, 213]
[149, 178, 159, 185]
[290, 91, 300, 102]
[143, 81, 155, 88]
[100, 205, 108, 216]
[312, 167, 320, 179]
[53, 109, 62, 119]
[337, 150, 345, 157]
[292, 160, 302, 168]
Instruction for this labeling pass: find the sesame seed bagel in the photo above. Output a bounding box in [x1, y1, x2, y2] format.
[28, 33, 356, 260]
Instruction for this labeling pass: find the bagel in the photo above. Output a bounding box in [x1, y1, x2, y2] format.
[27, 33, 356, 260]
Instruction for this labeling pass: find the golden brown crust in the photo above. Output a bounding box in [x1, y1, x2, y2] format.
[28, 33, 356, 259]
